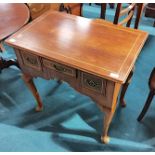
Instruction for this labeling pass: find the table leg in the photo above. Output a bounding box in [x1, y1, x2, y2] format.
[109, 3, 115, 9]
[134, 3, 144, 29]
[119, 69, 134, 107]
[101, 83, 121, 144]
[102, 110, 114, 143]
[22, 74, 43, 111]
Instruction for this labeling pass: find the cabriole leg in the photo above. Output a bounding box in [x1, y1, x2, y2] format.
[101, 110, 114, 143]
[101, 83, 121, 144]
[22, 74, 43, 111]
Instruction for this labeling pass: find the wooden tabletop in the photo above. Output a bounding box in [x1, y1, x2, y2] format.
[0, 3, 30, 40]
[5, 11, 148, 84]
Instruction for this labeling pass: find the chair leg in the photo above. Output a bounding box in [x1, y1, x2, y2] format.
[100, 4, 107, 19]
[109, 3, 115, 9]
[119, 69, 134, 107]
[137, 91, 154, 122]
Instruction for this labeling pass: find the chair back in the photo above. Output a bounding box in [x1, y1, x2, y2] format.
[113, 3, 136, 27]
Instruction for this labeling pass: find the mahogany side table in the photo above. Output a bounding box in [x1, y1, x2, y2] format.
[6, 11, 148, 144]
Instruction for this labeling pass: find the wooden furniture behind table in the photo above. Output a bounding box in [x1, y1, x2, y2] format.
[113, 3, 136, 27]
[137, 67, 155, 121]
[135, 4, 145, 29]
[27, 3, 82, 20]
[5, 11, 148, 144]
[145, 3, 155, 27]
[27, 3, 144, 29]
[101, 3, 144, 29]
[0, 3, 30, 72]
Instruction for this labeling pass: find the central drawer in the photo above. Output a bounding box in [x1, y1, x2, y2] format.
[42, 59, 76, 77]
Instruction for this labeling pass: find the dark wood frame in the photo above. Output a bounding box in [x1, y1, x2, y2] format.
[113, 3, 136, 27]
[100, 3, 144, 29]
[137, 67, 155, 121]
[145, 3, 155, 27]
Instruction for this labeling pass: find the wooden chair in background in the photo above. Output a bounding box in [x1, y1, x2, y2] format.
[101, 3, 144, 29]
[137, 68, 155, 121]
[113, 3, 136, 27]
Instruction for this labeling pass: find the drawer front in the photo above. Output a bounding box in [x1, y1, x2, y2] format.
[81, 72, 106, 94]
[43, 59, 76, 77]
[21, 52, 42, 71]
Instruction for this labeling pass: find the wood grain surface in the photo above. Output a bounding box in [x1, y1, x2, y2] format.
[5, 11, 148, 84]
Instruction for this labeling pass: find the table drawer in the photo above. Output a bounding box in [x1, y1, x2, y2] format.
[81, 72, 106, 94]
[21, 52, 42, 71]
[43, 59, 76, 77]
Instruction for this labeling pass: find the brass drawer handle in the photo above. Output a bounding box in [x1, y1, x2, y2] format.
[86, 79, 99, 88]
[53, 64, 66, 72]
[43, 59, 76, 77]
